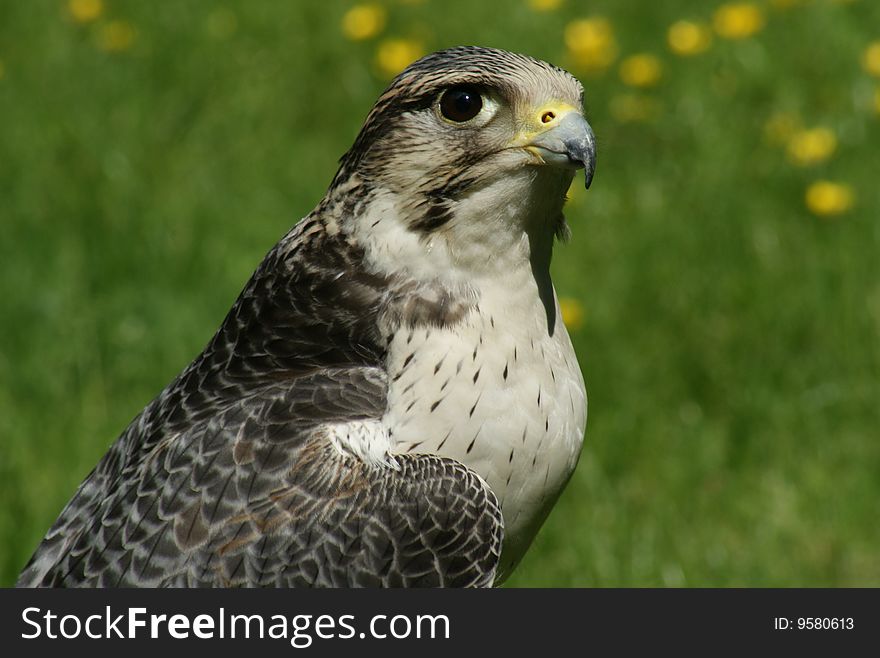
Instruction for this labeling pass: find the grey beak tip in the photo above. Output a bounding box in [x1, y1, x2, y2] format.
[558, 116, 596, 191]
[533, 112, 596, 189]
[584, 166, 594, 190]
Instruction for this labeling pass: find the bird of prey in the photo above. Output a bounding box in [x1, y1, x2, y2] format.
[18, 46, 594, 588]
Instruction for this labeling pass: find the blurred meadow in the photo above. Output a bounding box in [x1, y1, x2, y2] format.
[1, 0, 879, 587]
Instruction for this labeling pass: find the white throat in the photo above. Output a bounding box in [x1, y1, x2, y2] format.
[351, 167, 573, 290]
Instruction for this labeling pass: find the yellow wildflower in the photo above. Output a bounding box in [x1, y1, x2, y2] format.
[564, 18, 618, 74]
[862, 42, 880, 78]
[528, 0, 563, 11]
[559, 298, 585, 331]
[763, 111, 802, 146]
[68, 0, 103, 23]
[97, 20, 137, 52]
[713, 3, 765, 40]
[609, 94, 661, 123]
[805, 181, 854, 217]
[342, 4, 387, 41]
[619, 54, 662, 88]
[786, 127, 837, 166]
[667, 20, 712, 56]
[375, 39, 424, 79]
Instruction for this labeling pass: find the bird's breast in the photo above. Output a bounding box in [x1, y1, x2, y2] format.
[382, 277, 587, 580]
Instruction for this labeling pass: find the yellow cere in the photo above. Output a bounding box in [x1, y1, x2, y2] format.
[786, 127, 837, 166]
[341, 4, 387, 42]
[97, 20, 137, 52]
[375, 39, 424, 79]
[564, 18, 618, 74]
[619, 54, 663, 88]
[559, 298, 585, 331]
[862, 42, 880, 78]
[528, 0, 563, 12]
[667, 20, 712, 57]
[68, 0, 103, 23]
[713, 3, 766, 40]
[805, 181, 854, 217]
[538, 103, 577, 122]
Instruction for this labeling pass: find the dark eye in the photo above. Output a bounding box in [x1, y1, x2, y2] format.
[439, 85, 483, 122]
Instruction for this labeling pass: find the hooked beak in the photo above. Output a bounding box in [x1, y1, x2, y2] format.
[525, 111, 596, 189]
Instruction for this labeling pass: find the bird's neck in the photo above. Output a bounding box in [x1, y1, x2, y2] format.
[334, 168, 573, 291]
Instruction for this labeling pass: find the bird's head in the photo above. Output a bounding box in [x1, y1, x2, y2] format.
[331, 46, 595, 276]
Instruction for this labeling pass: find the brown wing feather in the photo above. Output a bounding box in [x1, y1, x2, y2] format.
[17, 212, 502, 588]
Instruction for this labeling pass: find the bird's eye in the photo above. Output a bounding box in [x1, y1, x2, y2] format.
[439, 85, 484, 123]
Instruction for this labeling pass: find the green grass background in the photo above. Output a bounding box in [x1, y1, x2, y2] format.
[1, 0, 878, 586]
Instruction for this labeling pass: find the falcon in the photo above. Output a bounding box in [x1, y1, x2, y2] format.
[18, 46, 594, 587]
